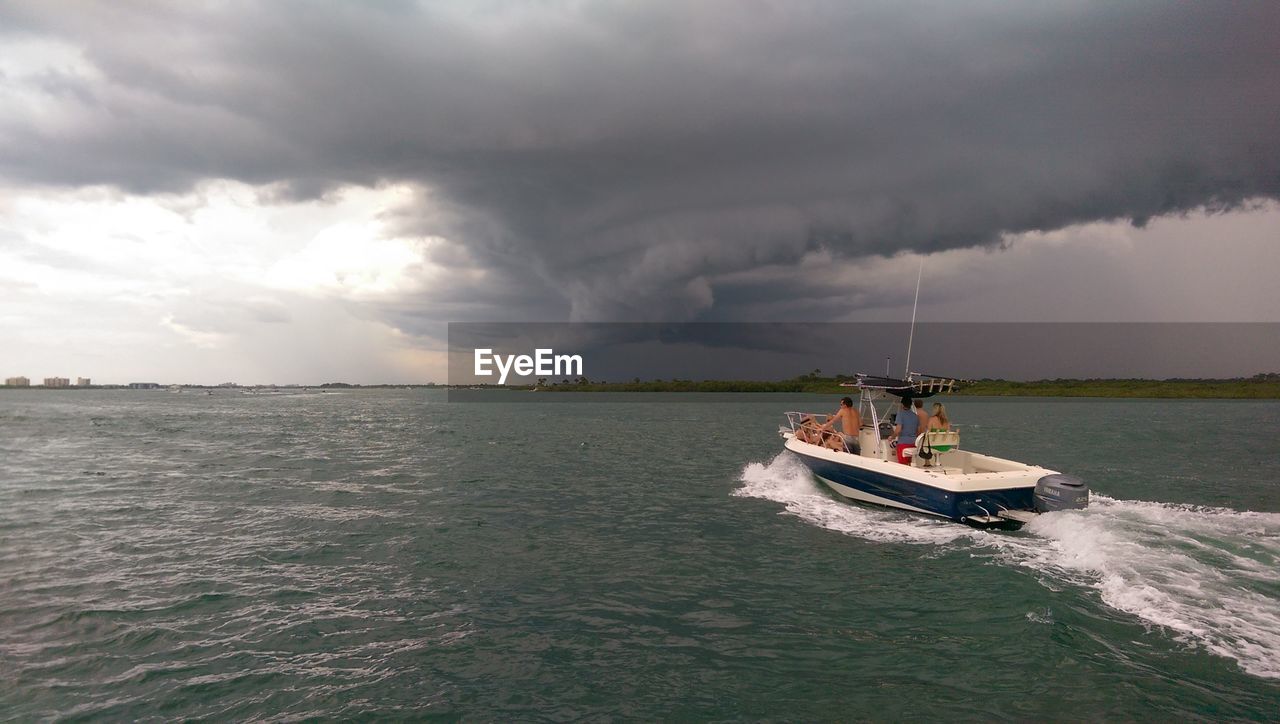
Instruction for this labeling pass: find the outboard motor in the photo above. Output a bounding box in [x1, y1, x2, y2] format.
[1034, 474, 1089, 512]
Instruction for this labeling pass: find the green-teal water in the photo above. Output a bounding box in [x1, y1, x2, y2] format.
[1, 390, 1278, 720]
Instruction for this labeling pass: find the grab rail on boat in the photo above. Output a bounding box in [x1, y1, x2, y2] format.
[782, 411, 856, 454]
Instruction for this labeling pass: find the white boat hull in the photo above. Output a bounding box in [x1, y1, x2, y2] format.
[784, 434, 1055, 524]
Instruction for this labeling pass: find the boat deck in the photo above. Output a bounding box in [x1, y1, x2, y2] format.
[782, 432, 1053, 493]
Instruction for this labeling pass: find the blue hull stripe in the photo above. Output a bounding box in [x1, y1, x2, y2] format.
[789, 449, 1035, 521]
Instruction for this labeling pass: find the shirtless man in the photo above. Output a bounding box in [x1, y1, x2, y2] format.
[818, 396, 862, 453]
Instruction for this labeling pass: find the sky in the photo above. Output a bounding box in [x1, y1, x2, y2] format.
[1, 1, 1278, 384]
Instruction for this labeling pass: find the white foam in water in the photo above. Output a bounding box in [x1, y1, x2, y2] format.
[736, 453, 1280, 680]
[734, 453, 977, 546]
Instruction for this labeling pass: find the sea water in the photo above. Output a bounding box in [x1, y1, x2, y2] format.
[1, 390, 1277, 719]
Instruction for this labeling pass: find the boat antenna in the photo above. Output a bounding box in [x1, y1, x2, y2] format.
[904, 255, 924, 378]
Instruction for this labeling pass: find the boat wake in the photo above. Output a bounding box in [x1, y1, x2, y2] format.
[736, 451, 975, 545]
[735, 452, 1280, 680]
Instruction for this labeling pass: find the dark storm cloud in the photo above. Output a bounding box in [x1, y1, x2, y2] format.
[2, 1, 1278, 320]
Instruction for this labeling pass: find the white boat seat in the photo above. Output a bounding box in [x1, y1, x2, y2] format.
[916, 430, 959, 452]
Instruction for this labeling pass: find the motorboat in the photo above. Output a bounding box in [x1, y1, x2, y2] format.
[780, 373, 1088, 528]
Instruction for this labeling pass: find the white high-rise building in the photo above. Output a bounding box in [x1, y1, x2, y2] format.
[43, 377, 71, 388]
[5, 376, 30, 387]
[76, 377, 91, 386]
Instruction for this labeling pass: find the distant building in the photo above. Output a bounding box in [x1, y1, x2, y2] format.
[43, 377, 71, 388]
[218, 382, 239, 387]
[5, 376, 30, 387]
[128, 382, 161, 389]
[76, 377, 91, 387]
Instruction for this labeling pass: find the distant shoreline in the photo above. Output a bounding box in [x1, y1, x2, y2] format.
[6, 377, 1279, 399]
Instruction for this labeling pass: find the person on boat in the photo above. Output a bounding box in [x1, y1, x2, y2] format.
[928, 402, 950, 431]
[794, 414, 823, 444]
[892, 397, 928, 464]
[817, 396, 861, 453]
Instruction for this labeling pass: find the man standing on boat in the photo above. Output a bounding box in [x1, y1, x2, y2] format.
[893, 397, 929, 464]
[817, 396, 862, 454]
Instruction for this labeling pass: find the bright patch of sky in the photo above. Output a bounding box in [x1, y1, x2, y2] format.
[1, 182, 448, 384]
